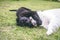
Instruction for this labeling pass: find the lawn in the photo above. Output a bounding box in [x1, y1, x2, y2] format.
[0, 0, 60, 40]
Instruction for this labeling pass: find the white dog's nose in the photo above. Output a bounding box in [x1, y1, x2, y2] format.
[30, 17, 37, 26]
[31, 20, 37, 26]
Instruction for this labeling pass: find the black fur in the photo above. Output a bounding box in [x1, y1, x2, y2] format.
[10, 7, 42, 27]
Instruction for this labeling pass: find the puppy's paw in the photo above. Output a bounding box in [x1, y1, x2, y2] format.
[46, 30, 53, 36]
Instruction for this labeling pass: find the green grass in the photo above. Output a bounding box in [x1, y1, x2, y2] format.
[0, 0, 60, 40]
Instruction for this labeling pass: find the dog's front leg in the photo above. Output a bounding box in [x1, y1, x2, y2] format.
[46, 19, 58, 35]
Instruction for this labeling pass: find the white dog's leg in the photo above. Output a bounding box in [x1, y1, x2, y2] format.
[46, 19, 59, 35]
[46, 26, 55, 35]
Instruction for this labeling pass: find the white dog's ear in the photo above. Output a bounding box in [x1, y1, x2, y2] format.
[30, 17, 37, 26]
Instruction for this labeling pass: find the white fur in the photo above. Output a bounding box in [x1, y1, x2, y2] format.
[30, 17, 37, 26]
[37, 9, 60, 35]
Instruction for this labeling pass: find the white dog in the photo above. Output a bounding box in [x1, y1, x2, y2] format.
[31, 8, 60, 35]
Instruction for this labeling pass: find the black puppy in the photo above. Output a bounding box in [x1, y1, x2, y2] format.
[10, 7, 42, 27]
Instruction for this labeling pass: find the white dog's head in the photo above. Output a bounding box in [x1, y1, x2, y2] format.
[30, 17, 37, 26]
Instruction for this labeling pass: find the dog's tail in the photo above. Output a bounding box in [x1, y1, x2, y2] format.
[9, 10, 17, 11]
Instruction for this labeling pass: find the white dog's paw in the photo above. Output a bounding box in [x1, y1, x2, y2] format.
[46, 30, 53, 36]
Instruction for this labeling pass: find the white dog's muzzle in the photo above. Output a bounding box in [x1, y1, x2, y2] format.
[30, 17, 37, 26]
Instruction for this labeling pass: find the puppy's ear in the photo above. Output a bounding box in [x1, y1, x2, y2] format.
[20, 7, 31, 11]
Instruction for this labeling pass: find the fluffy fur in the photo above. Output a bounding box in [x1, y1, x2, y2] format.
[36, 8, 60, 35]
